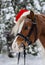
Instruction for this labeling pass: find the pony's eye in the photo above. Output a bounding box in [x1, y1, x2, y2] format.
[24, 26, 28, 30]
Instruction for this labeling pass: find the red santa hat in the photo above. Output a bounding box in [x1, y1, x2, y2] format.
[14, 9, 30, 23]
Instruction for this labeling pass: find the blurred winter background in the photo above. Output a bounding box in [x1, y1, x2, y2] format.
[0, 0, 45, 65]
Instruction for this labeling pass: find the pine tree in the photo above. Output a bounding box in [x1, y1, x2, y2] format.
[0, 0, 15, 53]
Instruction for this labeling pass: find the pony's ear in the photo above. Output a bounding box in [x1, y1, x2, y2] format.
[30, 10, 35, 20]
[27, 10, 35, 20]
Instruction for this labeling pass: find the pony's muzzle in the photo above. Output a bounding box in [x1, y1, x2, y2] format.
[12, 40, 23, 53]
[12, 41, 18, 53]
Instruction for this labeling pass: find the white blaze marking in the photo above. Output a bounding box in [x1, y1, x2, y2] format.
[12, 36, 19, 53]
[18, 20, 25, 33]
[12, 20, 25, 53]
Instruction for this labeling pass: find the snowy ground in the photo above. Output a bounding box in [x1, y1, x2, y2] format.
[0, 53, 45, 65]
[0, 39, 45, 65]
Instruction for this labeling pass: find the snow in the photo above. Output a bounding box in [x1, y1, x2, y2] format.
[0, 53, 45, 65]
[42, 5, 45, 12]
[34, 0, 41, 10]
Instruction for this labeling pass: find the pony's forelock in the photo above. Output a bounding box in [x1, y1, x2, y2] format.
[18, 20, 25, 33]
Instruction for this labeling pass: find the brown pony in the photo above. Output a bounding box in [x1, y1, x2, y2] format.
[12, 10, 45, 65]
[12, 11, 45, 52]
